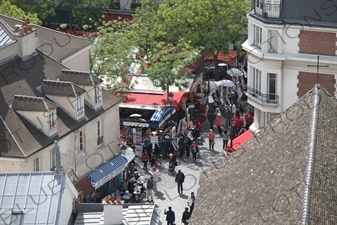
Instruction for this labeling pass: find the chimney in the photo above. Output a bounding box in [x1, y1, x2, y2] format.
[18, 27, 24, 36]
[23, 26, 28, 33]
[54, 140, 65, 175]
[103, 203, 123, 225]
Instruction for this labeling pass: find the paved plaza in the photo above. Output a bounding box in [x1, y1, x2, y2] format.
[134, 123, 228, 224]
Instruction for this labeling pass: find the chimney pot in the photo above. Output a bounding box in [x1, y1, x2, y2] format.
[27, 24, 32, 31]
[18, 28, 24, 35]
[23, 26, 28, 33]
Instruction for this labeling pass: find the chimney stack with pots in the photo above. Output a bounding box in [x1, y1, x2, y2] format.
[14, 18, 37, 59]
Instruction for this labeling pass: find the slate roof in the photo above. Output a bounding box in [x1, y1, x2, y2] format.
[42, 79, 85, 97]
[60, 69, 102, 86]
[0, 172, 67, 225]
[0, 14, 92, 62]
[0, 52, 123, 158]
[12, 95, 58, 111]
[191, 85, 337, 224]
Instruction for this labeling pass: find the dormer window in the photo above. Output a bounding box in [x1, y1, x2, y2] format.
[48, 112, 55, 130]
[95, 85, 101, 103]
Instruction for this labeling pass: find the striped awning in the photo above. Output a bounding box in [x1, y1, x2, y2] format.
[150, 106, 176, 128]
[89, 155, 128, 189]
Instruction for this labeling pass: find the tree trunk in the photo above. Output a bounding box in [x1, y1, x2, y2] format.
[214, 52, 220, 81]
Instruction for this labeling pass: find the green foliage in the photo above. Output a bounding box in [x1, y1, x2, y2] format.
[59, 23, 67, 30]
[9, 0, 55, 20]
[90, 20, 135, 93]
[0, 0, 42, 25]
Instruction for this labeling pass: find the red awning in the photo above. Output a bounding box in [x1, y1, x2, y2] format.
[123, 92, 186, 110]
[227, 130, 254, 153]
[204, 50, 238, 64]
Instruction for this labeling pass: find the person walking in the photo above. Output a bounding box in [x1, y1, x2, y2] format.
[187, 192, 196, 217]
[223, 129, 229, 151]
[207, 109, 215, 130]
[178, 136, 185, 158]
[245, 108, 254, 130]
[190, 141, 198, 162]
[175, 169, 185, 194]
[184, 134, 191, 158]
[146, 176, 154, 203]
[141, 151, 149, 172]
[150, 167, 160, 193]
[181, 207, 190, 225]
[225, 106, 232, 129]
[164, 206, 175, 225]
[215, 113, 223, 135]
[208, 129, 215, 150]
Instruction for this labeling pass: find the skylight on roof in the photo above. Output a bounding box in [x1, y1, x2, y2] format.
[0, 26, 15, 47]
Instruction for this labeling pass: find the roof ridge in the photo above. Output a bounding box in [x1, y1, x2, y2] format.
[14, 94, 44, 100]
[301, 84, 321, 224]
[43, 79, 72, 85]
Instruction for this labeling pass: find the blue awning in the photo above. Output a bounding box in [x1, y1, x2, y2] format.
[89, 155, 128, 189]
[150, 106, 176, 128]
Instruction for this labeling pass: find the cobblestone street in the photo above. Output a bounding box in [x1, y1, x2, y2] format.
[134, 123, 228, 224]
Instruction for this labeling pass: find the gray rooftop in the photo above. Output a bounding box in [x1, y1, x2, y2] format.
[0, 172, 66, 225]
[0, 14, 93, 62]
[12, 95, 58, 112]
[60, 69, 102, 86]
[42, 79, 86, 97]
[0, 52, 123, 158]
[0, 19, 16, 48]
[191, 85, 337, 224]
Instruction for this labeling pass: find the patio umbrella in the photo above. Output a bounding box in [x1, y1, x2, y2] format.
[129, 113, 142, 118]
[227, 68, 244, 77]
[217, 79, 235, 87]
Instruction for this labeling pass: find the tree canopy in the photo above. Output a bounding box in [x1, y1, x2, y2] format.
[0, 0, 42, 25]
[91, 0, 250, 93]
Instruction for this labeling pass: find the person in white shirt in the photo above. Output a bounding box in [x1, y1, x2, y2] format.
[187, 192, 196, 217]
[231, 102, 237, 114]
[150, 167, 160, 192]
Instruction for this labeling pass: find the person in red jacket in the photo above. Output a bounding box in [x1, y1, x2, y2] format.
[245, 109, 254, 130]
[215, 113, 223, 136]
[141, 151, 149, 172]
[208, 129, 215, 150]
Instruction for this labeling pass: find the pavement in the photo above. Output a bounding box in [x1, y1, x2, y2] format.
[134, 122, 228, 225]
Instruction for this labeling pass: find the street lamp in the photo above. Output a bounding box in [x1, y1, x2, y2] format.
[168, 92, 174, 120]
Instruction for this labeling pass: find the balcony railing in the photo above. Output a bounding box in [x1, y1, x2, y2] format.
[252, 0, 281, 18]
[246, 86, 279, 104]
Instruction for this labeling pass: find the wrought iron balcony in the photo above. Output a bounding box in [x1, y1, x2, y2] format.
[246, 86, 279, 104]
[252, 0, 281, 18]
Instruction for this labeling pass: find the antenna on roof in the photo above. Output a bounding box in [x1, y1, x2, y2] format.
[307, 56, 329, 88]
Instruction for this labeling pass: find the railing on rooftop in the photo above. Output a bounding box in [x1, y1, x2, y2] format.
[252, 0, 281, 18]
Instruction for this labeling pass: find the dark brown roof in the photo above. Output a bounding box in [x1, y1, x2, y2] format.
[42, 80, 85, 97]
[191, 86, 337, 224]
[12, 95, 58, 111]
[59, 69, 102, 86]
[0, 14, 92, 62]
[0, 52, 123, 158]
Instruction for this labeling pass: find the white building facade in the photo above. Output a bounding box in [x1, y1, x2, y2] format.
[242, 0, 337, 130]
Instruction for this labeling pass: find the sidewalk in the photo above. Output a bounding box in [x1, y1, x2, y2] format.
[134, 121, 226, 224]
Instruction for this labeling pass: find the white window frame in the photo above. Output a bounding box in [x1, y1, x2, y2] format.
[77, 96, 84, 115]
[48, 112, 55, 130]
[79, 131, 84, 151]
[264, 112, 271, 125]
[252, 67, 261, 96]
[50, 148, 56, 169]
[253, 25, 262, 47]
[95, 85, 101, 103]
[34, 157, 40, 172]
[267, 73, 277, 101]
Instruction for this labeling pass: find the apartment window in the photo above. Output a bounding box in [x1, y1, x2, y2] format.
[50, 148, 56, 169]
[79, 131, 84, 151]
[264, 112, 271, 125]
[268, 73, 276, 101]
[95, 85, 101, 103]
[97, 121, 103, 146]
[48, 112, 55, 130]
[34, 157, 40, 172]
[77, 97, 84, 115]
[252, 67, 261, 96]
[254, 25, 262, 47]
